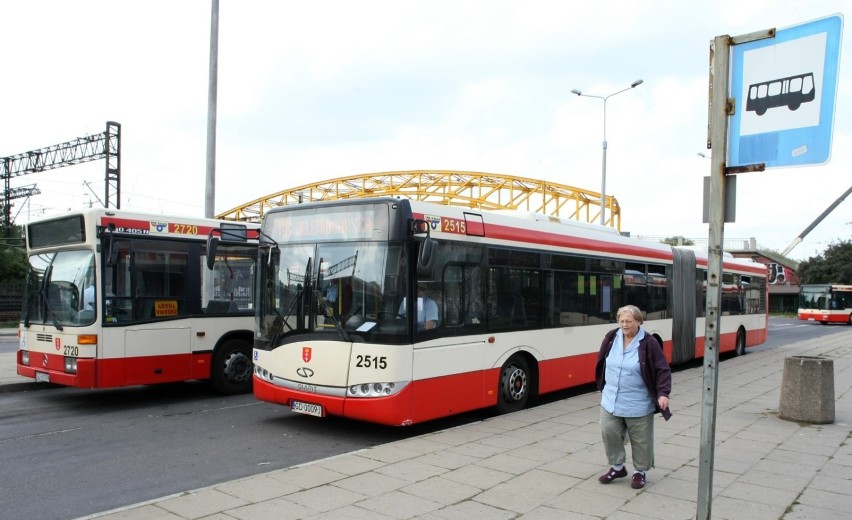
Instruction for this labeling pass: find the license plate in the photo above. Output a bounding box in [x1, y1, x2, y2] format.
[291, 400, 323, 417]
[35, 371, 50, 383]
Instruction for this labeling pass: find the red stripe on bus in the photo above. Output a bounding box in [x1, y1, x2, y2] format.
[413, 211, 766, 274]
[485, 222, 673, 261]
[100, 216, 217, 236]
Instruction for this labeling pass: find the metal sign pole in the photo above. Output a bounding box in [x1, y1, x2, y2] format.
[697, 34, 731, 520]
[698, 27, 776, 517]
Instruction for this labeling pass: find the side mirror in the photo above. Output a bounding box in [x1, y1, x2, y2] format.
[410, 219, 436, 278]
[417, 237, 436, 278]
[206, 236, 219, 270]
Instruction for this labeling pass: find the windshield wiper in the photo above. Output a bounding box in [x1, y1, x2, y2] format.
[43, 297, 64, 331]
[39, 268, 62, 330]
[267, 284, 301, 349]
[313, 257, 351, 342]
[22, 291, 36, 328]
[313, 287, 351, 342]
[267, 257, 312, 349]
[23, 265, 49, 328]
[24, 265, 63, 330]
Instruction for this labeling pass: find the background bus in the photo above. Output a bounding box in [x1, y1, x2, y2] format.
[17, 209, 259, 394]
[798, 284, 852, 325]
[251, 198, 768, 425]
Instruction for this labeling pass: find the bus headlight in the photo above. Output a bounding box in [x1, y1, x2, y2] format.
[64, 357, 77, 374]
[21, 351, 29, 366]
[254, 365, 273, 382]
[348, 381, 405, 397]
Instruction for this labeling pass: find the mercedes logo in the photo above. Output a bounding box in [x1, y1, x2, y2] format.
[296, 367, 315, 378]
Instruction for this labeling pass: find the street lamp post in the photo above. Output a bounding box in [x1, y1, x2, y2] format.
[570, 79, 643, 226]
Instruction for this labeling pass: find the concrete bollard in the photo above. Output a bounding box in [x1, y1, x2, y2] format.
[779, 355, 835, 424]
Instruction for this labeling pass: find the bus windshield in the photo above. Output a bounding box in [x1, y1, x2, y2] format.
[799, 286, 831, 310]
[24, 249, 96, 328]
[258, 239, 409, 348]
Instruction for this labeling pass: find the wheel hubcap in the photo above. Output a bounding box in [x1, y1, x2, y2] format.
[504, 365, 527, 401]
[224, 352, 251, 384]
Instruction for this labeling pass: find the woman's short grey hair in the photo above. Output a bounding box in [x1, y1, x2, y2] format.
[617, 305, 644, 324]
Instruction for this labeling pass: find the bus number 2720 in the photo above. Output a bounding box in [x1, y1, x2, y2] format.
[355, 355, 387, 369]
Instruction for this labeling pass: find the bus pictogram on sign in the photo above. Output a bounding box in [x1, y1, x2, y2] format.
[746, 72, 816, 116]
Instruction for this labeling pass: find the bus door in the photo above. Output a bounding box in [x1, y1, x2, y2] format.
[105, 239, 194, 384]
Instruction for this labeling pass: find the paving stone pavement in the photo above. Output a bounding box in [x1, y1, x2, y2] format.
[2, 327, 851, 519]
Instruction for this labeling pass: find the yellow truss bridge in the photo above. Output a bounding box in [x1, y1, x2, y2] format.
[216, 170, 621, 231]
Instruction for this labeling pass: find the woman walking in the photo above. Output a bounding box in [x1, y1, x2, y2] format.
[595, 305, 672, 489]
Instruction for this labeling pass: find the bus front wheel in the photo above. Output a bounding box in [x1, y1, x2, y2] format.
[212, 338, 253, 395]
[735, 329, 746, 356]
[497, 355, 531, 414]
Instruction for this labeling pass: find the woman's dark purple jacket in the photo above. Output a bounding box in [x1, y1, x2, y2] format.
[594, 328, 673, 419]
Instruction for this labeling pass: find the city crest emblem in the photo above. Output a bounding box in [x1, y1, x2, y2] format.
[302, 347, 312, 363]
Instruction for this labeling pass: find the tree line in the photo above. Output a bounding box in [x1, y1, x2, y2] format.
[796, 239, 852, 285]
[0, 225, 26, 284]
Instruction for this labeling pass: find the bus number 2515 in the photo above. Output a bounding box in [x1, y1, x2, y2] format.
[355, 355, 387, 369]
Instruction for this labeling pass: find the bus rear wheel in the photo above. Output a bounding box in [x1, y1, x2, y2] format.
[212, 338, 253, 395]
[497, 355, 531, 414]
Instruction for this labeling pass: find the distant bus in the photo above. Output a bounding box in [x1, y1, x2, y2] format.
[746, 72, 816, 116]
[798, 284, 852, 325]
[17, 209, 259, 394]
[251, 198, 769, 426]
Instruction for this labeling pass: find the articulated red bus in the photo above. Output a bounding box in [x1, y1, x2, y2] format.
[251, 198, 768, 425]
[17, 209, 258, 394]
[798, 284, 852, 325]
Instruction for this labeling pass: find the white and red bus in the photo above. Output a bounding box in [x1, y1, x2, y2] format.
[251, 198, 768, 425]
[17, 209, 258, 394]
[798, 284, 852, 325]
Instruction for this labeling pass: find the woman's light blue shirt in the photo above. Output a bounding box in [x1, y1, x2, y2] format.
[601, 328, 655, 417]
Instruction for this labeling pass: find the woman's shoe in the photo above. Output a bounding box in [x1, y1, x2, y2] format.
[598, 467, 628, 483]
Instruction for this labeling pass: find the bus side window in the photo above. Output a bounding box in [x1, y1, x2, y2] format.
[419, 254, 485, 335]
[132, 249, 189, 320]
[553, 272, 586, 326]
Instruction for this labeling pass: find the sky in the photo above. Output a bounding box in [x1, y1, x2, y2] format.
[2, 0, 850, 261]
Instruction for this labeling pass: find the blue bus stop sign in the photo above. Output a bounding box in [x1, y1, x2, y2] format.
[728, 14, 843, 168]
